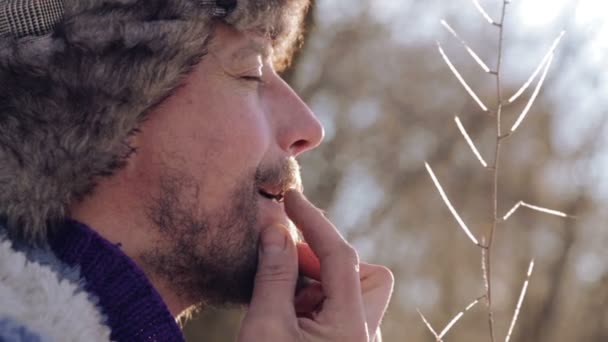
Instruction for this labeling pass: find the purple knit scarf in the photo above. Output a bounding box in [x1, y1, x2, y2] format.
[49, 220, 185, 342]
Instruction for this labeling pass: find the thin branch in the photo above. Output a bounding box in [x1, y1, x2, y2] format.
[471, 0, 496, 25]
[425, 162, 480, 246]
[522, 202, 569, 217]
[437, 42, 489, 112]
[481, 238, 489, 293]
[438, 296, 483, 338]
[502, 201, 523, 220]
[441, 20, 491, 73]
[505, 260, 535, 342]
[508, 31, 566, 103]
[510, 53, 554, 133]
[502, 200, 570, 220]
[455, 116, 488, 167]
[417, 309, 442, 342]
[486, 1, 510, 341]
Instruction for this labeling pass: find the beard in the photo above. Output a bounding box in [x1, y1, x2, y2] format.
[140, 157, 301, 308]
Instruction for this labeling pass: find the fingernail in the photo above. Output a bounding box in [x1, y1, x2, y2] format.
[261, 225, 287, 255]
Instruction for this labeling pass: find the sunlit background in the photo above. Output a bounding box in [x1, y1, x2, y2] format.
[184, 1, 608, 341]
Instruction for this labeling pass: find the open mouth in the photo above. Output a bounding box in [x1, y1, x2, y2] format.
[258, 188, 285, 203]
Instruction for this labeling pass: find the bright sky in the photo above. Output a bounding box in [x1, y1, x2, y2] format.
[518, 0, 607, 28]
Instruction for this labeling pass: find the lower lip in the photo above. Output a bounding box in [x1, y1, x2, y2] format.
[258, 193, 287, 223]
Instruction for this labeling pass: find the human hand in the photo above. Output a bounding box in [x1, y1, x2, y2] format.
[237, 190, 394, 341]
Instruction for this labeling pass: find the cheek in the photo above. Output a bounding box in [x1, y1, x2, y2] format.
[131, 74, 273, 212]
[211, 93, 272, 165]
[181, 100, 271, 204]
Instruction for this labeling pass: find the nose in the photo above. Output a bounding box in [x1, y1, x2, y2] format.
[271, 78, 324, 157]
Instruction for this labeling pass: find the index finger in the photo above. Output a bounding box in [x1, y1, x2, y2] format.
[284, 190, 366, 323]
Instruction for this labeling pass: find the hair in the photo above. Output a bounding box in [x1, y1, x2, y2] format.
[0, 0, 311, 243]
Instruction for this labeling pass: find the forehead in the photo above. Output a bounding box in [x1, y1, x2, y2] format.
[209, 23, 272, 62]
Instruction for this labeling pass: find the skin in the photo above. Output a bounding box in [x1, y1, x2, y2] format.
[71, 22, 394, 341]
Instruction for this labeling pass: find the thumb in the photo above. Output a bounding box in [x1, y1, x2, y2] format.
[248, 224, 298, 317]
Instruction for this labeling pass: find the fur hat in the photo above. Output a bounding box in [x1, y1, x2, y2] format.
[0, 0, 310, 242]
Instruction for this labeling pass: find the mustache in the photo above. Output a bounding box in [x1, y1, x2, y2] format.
[254, 157, 302, 194]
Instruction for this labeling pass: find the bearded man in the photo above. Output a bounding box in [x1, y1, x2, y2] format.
[0, 0, 394, 341]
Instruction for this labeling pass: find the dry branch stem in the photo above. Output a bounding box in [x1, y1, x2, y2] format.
[486, 2, 510, 342]
[441, 20, 491, 73]
[481, 238, 489, 293]
[438, 296, 484, 338]
[505, 260, 535, 342]
[508, 31, 565, 103]
[471, 0, 496, 25]
[437, 42, 489, 112]
[503, 200, 571, 220]
[455, 116, 488, 167]
[417, 309, 442, 341]
[510, 53, 555, 133]
[432, 2, 569, 341]
[425, 162, 481, 246]
[418, 295, 486, 341]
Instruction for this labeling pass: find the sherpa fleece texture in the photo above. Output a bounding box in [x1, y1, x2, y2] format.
[0, 237, 112, 341]
[0, 0, 309, 242]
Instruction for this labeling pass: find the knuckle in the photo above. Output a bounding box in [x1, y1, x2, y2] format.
[337, 243, 360, 265]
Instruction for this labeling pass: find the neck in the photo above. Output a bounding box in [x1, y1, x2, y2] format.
[70, 187, 193, 317]
[74, 212, 192, 317]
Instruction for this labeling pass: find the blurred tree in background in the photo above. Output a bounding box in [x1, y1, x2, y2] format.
[184, 0, 608, 340]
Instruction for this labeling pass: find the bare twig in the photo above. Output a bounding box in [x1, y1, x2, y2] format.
[455, 116, 488, 167]
[503, 200, 570, 220]
[510, 53, 555, 132]
[481, 238, 489, 293]
[508, 31, 566, 103]
[425, 162, 480, 246]
[437, 42, 489, 112]
[471, 0, 496, 25]
[505, 260, 535, 342]
[417, 309, 442, 341]
[431, 2, 569, 341]
[438, 296, 484, 339]
[441, 20, 491, 73]
[485, 2, 510, 341]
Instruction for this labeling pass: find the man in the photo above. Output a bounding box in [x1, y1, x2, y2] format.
[0, 0, 393, 341]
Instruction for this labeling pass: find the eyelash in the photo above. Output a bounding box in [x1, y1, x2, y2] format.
[240, 75, 264, 84]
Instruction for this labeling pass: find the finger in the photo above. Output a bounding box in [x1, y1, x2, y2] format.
[359, 263, 394, 335]
[284, 190, 365, 323]
[297, 242, 321, 281]
[294, 281, 325, 317]
[247, 224, 298, 318]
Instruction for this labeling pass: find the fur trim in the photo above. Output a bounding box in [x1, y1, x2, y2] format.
[227, 0, 310, 70]
[0, 0, 309, 242]
[0, 237, 112, 341]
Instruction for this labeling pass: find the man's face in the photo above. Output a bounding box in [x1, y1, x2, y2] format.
[130, 23, 324, 307]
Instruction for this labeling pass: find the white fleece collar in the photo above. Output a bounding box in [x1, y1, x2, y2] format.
[0, 237, 112, 341]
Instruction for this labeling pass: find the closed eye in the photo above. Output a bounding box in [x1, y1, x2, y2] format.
[241, 75, 264, 83]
